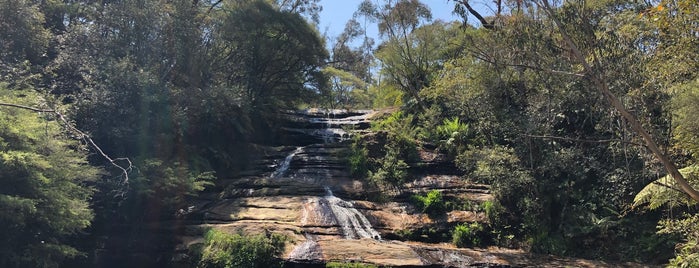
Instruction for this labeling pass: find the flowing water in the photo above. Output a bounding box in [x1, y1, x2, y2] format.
[270, 147, 303, 178]
[323, 187, 381, 240]
[285, 110, 380, 260]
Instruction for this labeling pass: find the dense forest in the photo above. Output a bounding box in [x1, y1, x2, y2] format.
[0, 0, 698, 267]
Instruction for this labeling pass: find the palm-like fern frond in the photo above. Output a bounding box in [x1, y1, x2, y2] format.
[633, 165, 699, 210]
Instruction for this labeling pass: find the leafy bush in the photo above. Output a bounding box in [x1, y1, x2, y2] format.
[394, 226, 449, 242]
[411, 190, 446, 218]
[453, 222, 485, 248]
[528, 231, 567, 255]
[348, 136, 369, 178]
[367, 111, 419, 187]
[128, 159, 215, 216]
[481, 200, 504, 223]
[434, 117, 470, 155]
[659, 214, 699, 268]
[456, 146, 539, 235]
[369, 143, 410, 186]
[194, 229, 287, 268]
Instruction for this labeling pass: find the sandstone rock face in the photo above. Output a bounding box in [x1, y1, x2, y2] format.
[180, 109, 655, 268]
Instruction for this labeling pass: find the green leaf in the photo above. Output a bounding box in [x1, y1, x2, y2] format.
[633, 165, 699, 210]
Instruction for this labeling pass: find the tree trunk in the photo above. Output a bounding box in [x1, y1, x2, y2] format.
[539, 0, 699, 202]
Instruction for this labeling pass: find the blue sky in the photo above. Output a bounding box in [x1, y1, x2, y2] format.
[317, 0, 467, 42]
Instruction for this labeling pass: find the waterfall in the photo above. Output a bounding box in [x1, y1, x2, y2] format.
[270, 147, 303, 178]
[323, 187, 381, 240]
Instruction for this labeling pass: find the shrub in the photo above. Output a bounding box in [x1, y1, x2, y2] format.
[411, 190, 446, 218]
[435, 117, 469, 155]
[195, 229, 287, 268]
[129, 159, 215, 216]
[452, 222, 484, 248]
[369, 143, 410, 186]
[659, 214, 699, 268]
[348, 136, 369, 178]
[394, 226, 449, 243]
[481, 200, 504, 223]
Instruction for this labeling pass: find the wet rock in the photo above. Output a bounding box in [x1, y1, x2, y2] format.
[178, 109, 655, 268]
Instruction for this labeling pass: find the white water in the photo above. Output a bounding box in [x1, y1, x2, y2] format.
[288, 233, 323, 261]
[270, 147, 303, 178]
[323, 187, 381, 240]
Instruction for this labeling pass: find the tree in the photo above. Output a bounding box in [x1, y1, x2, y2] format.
[322, 66, 368, 108]
[212, 0, 328, 111]
[277, 0, 323, 23]
[535, 0, 699, 201]
[360, 0, 434, 109]
[375, 21, 451, 110]
[0, 86, 102, 268]
[0, 0, 50, 65]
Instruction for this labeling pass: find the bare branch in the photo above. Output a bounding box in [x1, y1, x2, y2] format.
[453, 0, 495, 29]
[523, 134, 645, 147]
[467, 49, 585, 77]
[0, 102, 53, 112]
[0, 102, 132, 183]
[651, 180, 685, 195]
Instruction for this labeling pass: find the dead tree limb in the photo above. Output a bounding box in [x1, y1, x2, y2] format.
[523, 134, 645, 147]
[0, 102, 132, 184]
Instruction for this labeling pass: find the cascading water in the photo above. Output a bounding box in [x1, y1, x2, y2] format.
[287, 110, 380, 262]
[270, 147, 303, 178]
[323, 187, 381, 240]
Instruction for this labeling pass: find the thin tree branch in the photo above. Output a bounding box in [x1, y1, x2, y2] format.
[467, 49, 585, 77]
[0, 102, 132, 183]
[453, 0, 495, 29]
[651, 180, 685, 195]
[523, 134, 645, 147]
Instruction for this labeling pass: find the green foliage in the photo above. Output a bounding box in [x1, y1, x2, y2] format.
[371, 112, 420, 161]
[481, 200, 504, 223]
[195, 229, 287, 268]
[322, 66, 368, 109]
[369, 142, 410, 186]
[368, 111, 419, 186]
[456, 146, 535, 208]
[371, 111, 418, 138]
[672, 79, 699, 160]
[326, 262, 378, 268]
[452, 222, 484, 248]
[411, 190, 446, 218]
[394, 226, 449, 243]
[369, 84, 403, 108]
[436, 117, 468, 142]
[0, 88, 101, 268]
[215, 0, 328, 110]
[634, 165, 699, 210]
[129, 159, 215, 215]
[348, 136, 370, 178]
[0, 0, 50, 65]
[659, 214, 699, 268]
[432, 117, 469, 156]
[528, 231, 568, 255]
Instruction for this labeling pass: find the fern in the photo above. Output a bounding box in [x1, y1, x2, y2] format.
[633, 165, 699, 210]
